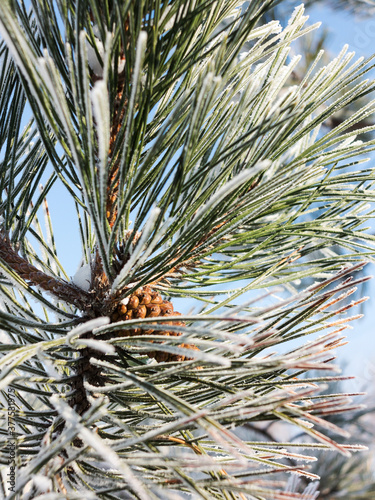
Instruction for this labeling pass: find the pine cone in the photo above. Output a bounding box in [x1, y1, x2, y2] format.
[110, 286, 199, 363]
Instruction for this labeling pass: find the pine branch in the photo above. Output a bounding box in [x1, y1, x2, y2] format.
[0, 231, 90, 311]
[0, 1, 375, 498]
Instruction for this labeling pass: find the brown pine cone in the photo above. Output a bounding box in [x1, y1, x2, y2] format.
[110, 286, 199, 363]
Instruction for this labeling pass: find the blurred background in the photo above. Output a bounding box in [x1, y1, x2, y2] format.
[271, 1, 375, 394]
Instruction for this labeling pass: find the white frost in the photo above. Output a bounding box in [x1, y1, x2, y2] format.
[75, 339, 115, 354]
[67, 316, 110, 344]
[31, 474, 53, 493]
[86, 26, 126, 77]
[86, 26, 105, 77]
[72, 263, 91, 291]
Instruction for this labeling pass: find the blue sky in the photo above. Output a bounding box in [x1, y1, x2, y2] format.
[308, 3, 375, 58]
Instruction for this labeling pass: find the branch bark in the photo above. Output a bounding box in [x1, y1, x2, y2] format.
[0, 231, 90, 310]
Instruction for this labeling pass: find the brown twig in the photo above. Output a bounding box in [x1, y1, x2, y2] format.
[0, 231, 90, 311]
[105, 17, 130, 229]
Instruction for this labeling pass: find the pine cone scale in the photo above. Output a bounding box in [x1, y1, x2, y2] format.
[110, 286, 197, 363]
